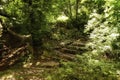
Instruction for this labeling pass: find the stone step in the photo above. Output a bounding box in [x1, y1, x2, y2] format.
[66, 45, 87, 51]
[71, 42, 85, 47]
[55, 50, 76, 61]
[59, 48, 78, 54]
[39, 61, 60, 68]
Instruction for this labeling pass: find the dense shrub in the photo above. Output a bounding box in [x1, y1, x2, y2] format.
[46, 53, 119, 80]
[84, 0, 120, 60]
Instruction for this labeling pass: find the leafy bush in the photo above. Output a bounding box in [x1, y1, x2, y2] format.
[84, 0, 120, 60]
[46, 53, 119, 80]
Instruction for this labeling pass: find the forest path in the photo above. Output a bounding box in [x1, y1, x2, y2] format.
[0, 38, 88, 80]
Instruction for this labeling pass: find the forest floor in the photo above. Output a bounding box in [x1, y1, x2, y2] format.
[0, 28, 120, 80]
[0, 34, 88, 80]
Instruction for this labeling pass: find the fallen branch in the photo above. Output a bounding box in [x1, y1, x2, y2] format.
[0, 45, 29, 70]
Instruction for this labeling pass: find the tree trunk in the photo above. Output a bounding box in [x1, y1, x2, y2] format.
[68, 0, 72, 19]
[75, 0, 79, 20]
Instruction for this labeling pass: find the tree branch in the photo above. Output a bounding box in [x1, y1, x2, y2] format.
[7, 28, 31, 39]
[0, 10, 14, 19]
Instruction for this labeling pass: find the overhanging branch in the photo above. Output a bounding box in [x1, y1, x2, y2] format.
[0, 10, 13, 18]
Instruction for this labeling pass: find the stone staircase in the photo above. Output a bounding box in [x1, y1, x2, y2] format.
[34, 39, 88, 68]
[54, 39, 87, 61]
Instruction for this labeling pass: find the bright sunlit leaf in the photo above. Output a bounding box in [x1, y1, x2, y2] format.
[57, 15, 69, 21]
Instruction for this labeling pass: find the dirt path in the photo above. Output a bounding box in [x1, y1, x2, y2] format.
[0, 38, 88, 80]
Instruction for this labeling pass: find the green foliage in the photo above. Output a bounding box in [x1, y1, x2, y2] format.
[0, 0, 120, 79]
[1, 0, 51, 46]
[0, 22, 3, 37]
[46, 53, 119, 80]
[84, 0, 120, 60]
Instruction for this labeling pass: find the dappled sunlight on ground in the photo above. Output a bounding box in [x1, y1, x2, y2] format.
[0, 73, 15, 80]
